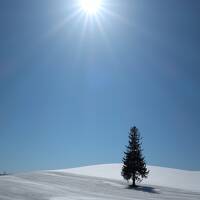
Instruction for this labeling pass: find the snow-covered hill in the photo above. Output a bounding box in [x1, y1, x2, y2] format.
[0, 164, 199, 200]
[62, 163, 200, 192]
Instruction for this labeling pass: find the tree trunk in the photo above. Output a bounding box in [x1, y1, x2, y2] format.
[132, 177, 136, 187]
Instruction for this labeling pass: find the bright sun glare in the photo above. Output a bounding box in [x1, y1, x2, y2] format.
[80, 0, 102, 15]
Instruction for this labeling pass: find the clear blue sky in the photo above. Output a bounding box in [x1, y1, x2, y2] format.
[0, 0, 200, 172]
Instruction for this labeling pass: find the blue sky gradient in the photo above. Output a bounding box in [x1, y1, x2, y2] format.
[0, 0, 200, 172]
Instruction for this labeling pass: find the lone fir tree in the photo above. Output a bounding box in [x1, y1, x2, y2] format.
[121, 126, 149, 187]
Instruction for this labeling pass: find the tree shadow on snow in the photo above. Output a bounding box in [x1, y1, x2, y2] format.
[126, 185, 160, 194]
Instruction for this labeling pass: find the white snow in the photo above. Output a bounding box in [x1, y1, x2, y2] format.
[0, 163, 199, 200]
[62, 163, 200, 192]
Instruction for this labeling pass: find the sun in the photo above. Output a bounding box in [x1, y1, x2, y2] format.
[80, 0, 102, 15]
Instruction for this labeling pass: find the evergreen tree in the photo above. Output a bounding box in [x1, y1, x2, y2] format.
[121, 126, 149, 187]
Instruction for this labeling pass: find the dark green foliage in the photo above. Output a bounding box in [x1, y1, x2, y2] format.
[121, 126, 149, 187]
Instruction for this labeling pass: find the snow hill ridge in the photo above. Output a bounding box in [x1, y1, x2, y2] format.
[59, 163, 200, 192]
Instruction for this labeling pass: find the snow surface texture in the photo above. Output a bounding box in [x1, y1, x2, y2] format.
[0, 164, 199, 200]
